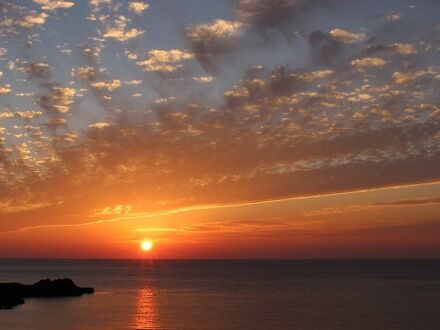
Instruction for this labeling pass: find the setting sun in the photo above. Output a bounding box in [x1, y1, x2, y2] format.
[141, 240, 153, 252]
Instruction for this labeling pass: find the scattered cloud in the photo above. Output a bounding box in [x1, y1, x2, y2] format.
[25, 62, 51, 79]
[187, 19, 244, 42]
[103, 16, 144, 42]
[17, 111, 43, 119]
[19, 12, 48, 28]
[0, 0, 439, 234]
[73, 66, 96, 81]
[136, 49, 193, 72]
[89, 122, 112, 129]
[329, 28, 367, 43]
[0, 85, 12, 94]
[186, 20, 244, 72]
[392, 43, 417, 55]
[90, 0, 112, 8]
[33, 0, 75, 11]
[92, 204, 132, 216]
[128, 2, 149, 15]
[91, 80, 121, 91]
[39, 85, 76, 113]
[351, 57, 387, 69]
[392, 70, 430, 84]
[193, 75, 215, 83]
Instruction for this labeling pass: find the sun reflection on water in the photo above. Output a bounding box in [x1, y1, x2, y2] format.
[131, 287, 160, 329]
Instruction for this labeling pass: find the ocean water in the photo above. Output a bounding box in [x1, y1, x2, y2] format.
[1, 259, 440, 330]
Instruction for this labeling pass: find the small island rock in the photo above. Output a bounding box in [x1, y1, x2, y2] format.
[0, 278, 94, 309]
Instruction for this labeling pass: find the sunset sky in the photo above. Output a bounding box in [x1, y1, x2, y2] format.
[0, 0, 439, 259]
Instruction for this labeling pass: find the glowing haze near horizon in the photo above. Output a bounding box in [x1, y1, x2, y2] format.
[0, 0, 439, 258]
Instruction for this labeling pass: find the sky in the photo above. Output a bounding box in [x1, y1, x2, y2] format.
[0, 0, 439, 259]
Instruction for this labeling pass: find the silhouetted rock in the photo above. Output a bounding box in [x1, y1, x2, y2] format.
[0, 278, 94, 309]
[0, 295, 25, 309]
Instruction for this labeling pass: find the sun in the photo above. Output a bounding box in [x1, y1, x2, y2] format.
[141, 240, 153, 252]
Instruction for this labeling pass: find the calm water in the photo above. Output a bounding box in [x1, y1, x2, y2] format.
[1, 259, 440, 329]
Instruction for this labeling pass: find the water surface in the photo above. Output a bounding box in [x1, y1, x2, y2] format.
[1, 259, 440, 329]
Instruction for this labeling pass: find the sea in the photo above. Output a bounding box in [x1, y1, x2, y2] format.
[1, 259, 440, 330]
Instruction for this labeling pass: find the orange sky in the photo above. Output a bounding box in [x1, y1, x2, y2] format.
[1, 182, 440, 259]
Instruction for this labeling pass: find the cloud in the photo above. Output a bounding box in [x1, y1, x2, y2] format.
[234, 0, 349, 44]
[25, 62, 51, 79]
[73, 66, 96, 81]
[351, 57, 387, 69]
[308, 30, 352, 67]
[17, 111, 43, 119]
[16, 92, 36, 97]
[38, 84, 76, 114]
[185, 19, 245, 72]
[392, 43, 418, 55]
[193, 76, 215, 83]
[33, 0, 75, 11]
[235, 0, 304, 31]
[47, 117, 67, 126]
[128, 2, 149, 15]
[0, 85, 12, 94]
[304, 196, 440, 217]
[187, 19, 244, 42]
[0, 3, 50, 41]
[374, 197, 440, 207]
[329, 28, 367, 43]
[125, 80, 142, 85]
[89, 0, 112, 9]
[19, 12, 48, 28]
[90, 80, 121, 91]
[136, 49, 194, 72]
[92, 204, 132, 216]
[0, 112, 14, 118]
[102, 16, 144, 42]
[392, 70, 431, 84]
[89, 122, 112, 129]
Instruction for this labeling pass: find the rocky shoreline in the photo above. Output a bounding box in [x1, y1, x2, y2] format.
[0, 278, 94, 309]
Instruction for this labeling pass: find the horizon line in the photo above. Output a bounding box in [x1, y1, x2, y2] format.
[1, 257, 440, 261]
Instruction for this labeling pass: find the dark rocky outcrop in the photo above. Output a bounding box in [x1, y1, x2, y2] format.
[0, 294, 25, 310]
[0, 278, 94, 309]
